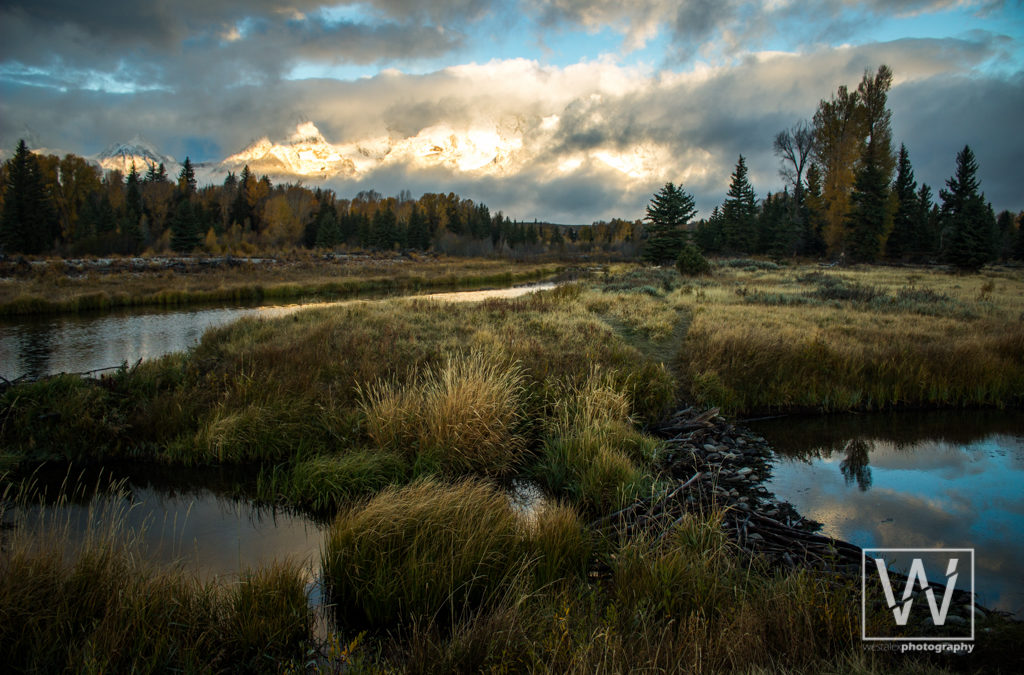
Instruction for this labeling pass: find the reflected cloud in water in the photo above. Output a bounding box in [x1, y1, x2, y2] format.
[753, 411, 1024, 616]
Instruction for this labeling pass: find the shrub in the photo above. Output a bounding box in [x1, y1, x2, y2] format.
[676, 242, 712, 277]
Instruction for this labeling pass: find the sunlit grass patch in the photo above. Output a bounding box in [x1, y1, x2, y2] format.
[359, 350, 527, 476]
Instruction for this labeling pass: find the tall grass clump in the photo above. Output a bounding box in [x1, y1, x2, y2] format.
[264, 449, 409, 513]
[0, 375, 128, 461]
[359, 351, 527, 476]
[0, 481, 312, 673]
[321, 477, 530, 626]
[527, 501, 592, 588]
[531, 372, 659, 515]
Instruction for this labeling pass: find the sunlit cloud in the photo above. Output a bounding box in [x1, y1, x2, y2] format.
[0, 0, 1021, 222]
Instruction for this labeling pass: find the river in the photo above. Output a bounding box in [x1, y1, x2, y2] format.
[0, 282, 555, 381]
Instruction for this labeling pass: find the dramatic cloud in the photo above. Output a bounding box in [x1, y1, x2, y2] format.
[1, 0, 1021, 221]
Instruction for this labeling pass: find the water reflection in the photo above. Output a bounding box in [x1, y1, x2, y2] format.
[751, 410, 1024, 616]
[0, 282, 555, 381]
[1, 464, 326, 580]
[839, 439, 872, 491]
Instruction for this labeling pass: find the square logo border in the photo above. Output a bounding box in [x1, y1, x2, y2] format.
[861, 547, 975, 642]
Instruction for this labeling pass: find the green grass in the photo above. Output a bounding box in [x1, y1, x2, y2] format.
[322, 477, 533, 627]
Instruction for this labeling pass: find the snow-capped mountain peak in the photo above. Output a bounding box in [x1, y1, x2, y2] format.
[95, 136, 178, 176]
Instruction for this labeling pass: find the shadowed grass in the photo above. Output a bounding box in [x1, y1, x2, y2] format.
[0, 480, 312, 674]
[322, 477, 530, 627]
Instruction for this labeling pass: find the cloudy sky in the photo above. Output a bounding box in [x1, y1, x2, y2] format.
[1, 1, 1022, 223]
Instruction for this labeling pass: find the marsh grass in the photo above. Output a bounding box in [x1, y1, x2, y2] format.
[0, 256, 559, 316]
[675, 264, 1024, 414]
[324, 508, 883, 674]
[531, 372, 661, 515]
[321, 478, 531, 627]
[359, 351, 528, 476]
[258, 449, 409, 513]
[0, 478, 312, 673]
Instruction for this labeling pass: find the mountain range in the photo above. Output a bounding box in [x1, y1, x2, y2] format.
[81, 120, 526, 184]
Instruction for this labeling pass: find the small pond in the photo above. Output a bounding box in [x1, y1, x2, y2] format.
[750, 410, 1024, 616]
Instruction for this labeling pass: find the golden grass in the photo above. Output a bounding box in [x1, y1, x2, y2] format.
[667, 263, 1024, 414]
[359, 350, 527, 476]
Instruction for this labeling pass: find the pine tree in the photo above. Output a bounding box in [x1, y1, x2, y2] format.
[406, 205, 430, 250]
[846, 144, 890, 262]
[694, 207, 724, 254]
[170, 197, 200, 253]
[177, 157, 196, 195]
[372, 207, 398, 250]
[885, 145, 917, 260]
[1013, 212, 1024, 261]
[913, 184, 937, 261]
[720, 156, 758, 253]
[940, 145, 993, 272]
[0, 140, 59, 254]
[995, 210, 1016, 261]
[643, 182, 697, 263]
[314, 206, 341, 248]
[123, 163, 143, 247]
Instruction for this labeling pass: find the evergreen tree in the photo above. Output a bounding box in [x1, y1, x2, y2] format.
[694, 206, 724, 254]
[913, 184, 937, 261]
[445, 200, 464, 235]
[720, 156, 758, 253]
[170, 197, 200, 253]
[885, 144, 917, 260]
[406, 205, 430, 250]
[177, 157, 197, 195]
[0, 140, 59, 254]
[846, 144, 890, 262]
[230, 165, 253, 228]
[123, 163, 143, 247]
[643, 182, 697, 263]
[314, 206, 341, 248]
[1013, 212, 1024, 261]
[940, 145, 993, 272]
[372, 207, 398, 250]
[995, 210, 1016, 261]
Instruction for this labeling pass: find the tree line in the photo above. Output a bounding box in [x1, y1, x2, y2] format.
[0, 140, 643, 259]
[644, 65, 1024, 271]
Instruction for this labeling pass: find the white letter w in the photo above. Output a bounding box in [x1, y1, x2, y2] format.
[874, 557, 959, 626]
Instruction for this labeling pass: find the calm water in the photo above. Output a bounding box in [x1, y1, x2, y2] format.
[0, 282, 555, 381]
[751, 410, 1024, 616]
[1, 465, 325, 581]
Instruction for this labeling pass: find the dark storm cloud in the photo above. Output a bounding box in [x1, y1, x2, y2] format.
[891, 71, 1024, 213]
[0, 0, 481, 90]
